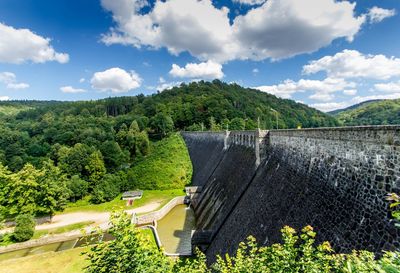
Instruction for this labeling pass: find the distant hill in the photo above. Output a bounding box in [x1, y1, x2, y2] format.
[332, 99, 400, 126]
[328, 100, 381, 116]
[7, 80, 338, 130]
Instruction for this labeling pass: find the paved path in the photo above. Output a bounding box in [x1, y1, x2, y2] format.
[1, 201, 163, 234]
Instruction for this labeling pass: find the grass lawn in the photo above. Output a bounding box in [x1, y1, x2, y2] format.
[130, 133, 193, 190]
[32, 221, 95, 239]
[62, 189, 185, 214]
[0, 246, 89, 273]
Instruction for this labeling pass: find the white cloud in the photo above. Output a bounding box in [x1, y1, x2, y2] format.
[157, 81, 181, 92]
[0, 72, 29, 89]
[255, 77, 355, 100]
[343, 89, 357, 96]
[79, 78, 85, 83]
[232, 0, 266, 5]
[60, 86, 87, 93]
[169, 61, 224, 79]
[311, 93, 400, 112]
[252, 68, 259, 74]
[101, 0, 367, 62]
[310, 102, 350, 112]
[0, 96, 10, 101]
[90, 67, 142, 93]
[367, 6, 396, 23]
[374, 81, 400, 93]
[303, 50, 400, 80]
[0, 23, 69, 64]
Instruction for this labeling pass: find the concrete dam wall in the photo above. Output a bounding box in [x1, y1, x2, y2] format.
[181, 126, 400, 262]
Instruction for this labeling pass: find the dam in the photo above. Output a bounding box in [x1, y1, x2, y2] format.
[182, 126, 400, 262]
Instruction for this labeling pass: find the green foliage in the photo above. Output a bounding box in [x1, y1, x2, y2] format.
[129, 134, 192, 190]
[100, 141, 128, 171]
[151, 112, 174, 137]
[67, 175, 89, 202]
[84, 212, 172, 273]
[0, 162, 68, 217]
[386, 193, 400, 226]
[333, 99, 400, 126]
[229, 117, 246, 130]
[85, 214, 400, 273]
[13, 214, 35, 242]
[90, 174, 122, 204]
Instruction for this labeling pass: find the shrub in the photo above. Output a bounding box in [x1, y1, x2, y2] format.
[13, 214, 35, 242]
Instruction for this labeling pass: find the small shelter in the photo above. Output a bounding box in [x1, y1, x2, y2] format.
[122, 190, 143, 206]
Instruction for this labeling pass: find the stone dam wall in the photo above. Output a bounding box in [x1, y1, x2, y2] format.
[181, 126, 400, 262]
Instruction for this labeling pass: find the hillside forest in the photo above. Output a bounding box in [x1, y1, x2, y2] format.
[0, 80, 338, 219]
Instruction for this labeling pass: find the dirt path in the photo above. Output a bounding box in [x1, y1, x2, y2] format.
[1, 201, 163, 233]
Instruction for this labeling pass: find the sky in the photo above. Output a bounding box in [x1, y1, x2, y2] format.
[0, 0, 399, 112]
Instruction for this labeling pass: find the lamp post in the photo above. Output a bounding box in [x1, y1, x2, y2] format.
[270, 108, 279, 130]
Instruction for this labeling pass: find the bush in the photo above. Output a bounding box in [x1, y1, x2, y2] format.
[13, 214, 35, 242]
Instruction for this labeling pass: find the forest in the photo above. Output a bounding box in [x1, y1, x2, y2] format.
[332, 99, 400, 126]
[0, 80, 338, 219]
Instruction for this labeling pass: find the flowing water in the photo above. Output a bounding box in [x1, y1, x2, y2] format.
[156, 204, 196, 255]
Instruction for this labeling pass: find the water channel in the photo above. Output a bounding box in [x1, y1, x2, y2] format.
[156, 204, 196, 255]
[0, 203, 196, 261]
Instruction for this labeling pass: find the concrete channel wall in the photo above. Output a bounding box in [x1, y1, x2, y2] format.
[135, 196, 187, 225]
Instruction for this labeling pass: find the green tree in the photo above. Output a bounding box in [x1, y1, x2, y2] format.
[67, 175, 88, 202]
[85, 212, 171, 273]
[13, 214, 35, 242]
[100, 141, 128, 171]
[90, 174, 121, 204]
[7, 164, 42, 216]
[85, 150, 106, 186]
[229, 118, 246, 130]
[37, 161, 69, 218]
[151, 113, 174, 137]
[209, 116, 220, 131]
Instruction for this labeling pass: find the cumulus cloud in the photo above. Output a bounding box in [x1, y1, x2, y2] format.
[255, 77, 355, 101]
[303, 50, 400, 80]
[79, 78, 85, 83]
[101, 0, 367, 62]
[0, 23, 69, 64]
[60, 86, 87, 93]
[311, 93, 400, 112]
[0, 96, 10, 101]
[232, 0, 266, 5]
[343, 89, 357, 96]
[169, 61, 224, 79]
[91, 67, 142, 93]
[367, 6, 396, 23]
[0, 72, 29, 89]
[374, 81, 400, 93]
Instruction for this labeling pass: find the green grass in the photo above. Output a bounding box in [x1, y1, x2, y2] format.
[0, 246, 88, 273]
[0, 228, 157, 273]
[32, 221, 95, 239]
[130, 133, 193, 190]
[62, 189, 185, 214]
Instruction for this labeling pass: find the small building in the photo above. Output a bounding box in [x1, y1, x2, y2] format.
[122, 191, 143, 206]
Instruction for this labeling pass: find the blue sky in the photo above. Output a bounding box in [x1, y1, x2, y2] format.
[0, 0, 399, 111]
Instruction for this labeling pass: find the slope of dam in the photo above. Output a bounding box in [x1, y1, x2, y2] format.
[182, 126, 400, 262]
